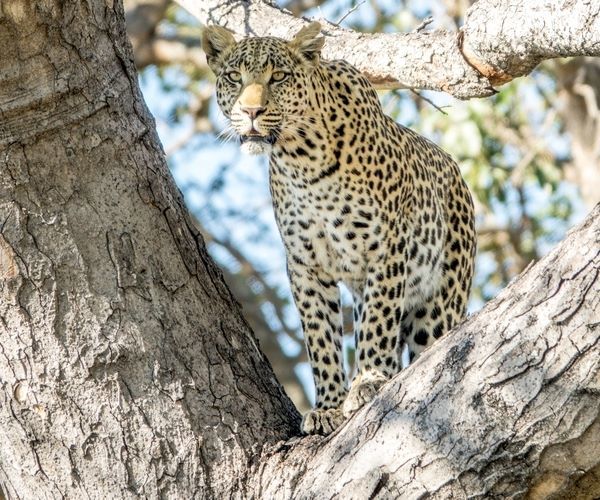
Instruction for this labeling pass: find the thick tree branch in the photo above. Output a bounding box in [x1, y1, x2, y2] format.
[460, 0, 600, 85]
[125, 0, 210, 69]
[175, 0, 600, 99]
[251, 204, 600, 498]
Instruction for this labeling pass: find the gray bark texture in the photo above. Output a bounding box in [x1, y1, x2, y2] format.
[0, 1, 599, 499]
[0, 2, 297, 498]
[176, 0, 600, 99]
[252, 207, 600, 499]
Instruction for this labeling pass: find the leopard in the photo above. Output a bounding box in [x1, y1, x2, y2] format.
[202, 22, 476, 435]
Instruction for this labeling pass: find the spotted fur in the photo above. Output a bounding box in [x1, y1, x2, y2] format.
[203, 23, 476, 435]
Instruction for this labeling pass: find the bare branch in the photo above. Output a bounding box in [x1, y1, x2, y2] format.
[175, 0, 600, 99]
[334, 1, 366, 27]
[413, 16, 434, 33]
[409, 89, 449, 115]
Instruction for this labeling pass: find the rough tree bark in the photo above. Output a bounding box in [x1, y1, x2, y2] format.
[0, 2, 297, 498]
[251, 208, 600, 498]
[0, 1, 598, 499]
[176, 0, 600, 99]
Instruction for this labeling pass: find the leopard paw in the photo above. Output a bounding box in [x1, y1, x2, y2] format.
[301, 407, 345, 435]
[342, 370, 388, 418]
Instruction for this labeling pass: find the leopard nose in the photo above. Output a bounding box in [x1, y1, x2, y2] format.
[241, 106, 266, 120]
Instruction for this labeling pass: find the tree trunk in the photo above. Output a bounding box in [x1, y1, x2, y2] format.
[0, 2, 297, 498]
[0, 1, 598, 499]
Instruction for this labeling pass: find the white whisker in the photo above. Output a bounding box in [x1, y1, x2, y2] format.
[217, 123, 239, 144]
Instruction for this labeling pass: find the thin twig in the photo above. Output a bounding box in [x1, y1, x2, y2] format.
[165, 125, 199, 157]
[413, 16, 434, 33]
[335, 0, 366, 26]
[410, 89, 449, 115]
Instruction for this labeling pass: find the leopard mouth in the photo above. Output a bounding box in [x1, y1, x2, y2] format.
[240, 131, 277, 145]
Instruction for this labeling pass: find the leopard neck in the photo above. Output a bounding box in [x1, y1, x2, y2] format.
[270, 62, 385, 187]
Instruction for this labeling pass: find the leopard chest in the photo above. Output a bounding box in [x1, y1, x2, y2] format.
[271, 176, 382, 283]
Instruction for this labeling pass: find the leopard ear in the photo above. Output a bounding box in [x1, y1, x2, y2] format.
[202, 25, 236, 72]
[289, 22, 324, 64]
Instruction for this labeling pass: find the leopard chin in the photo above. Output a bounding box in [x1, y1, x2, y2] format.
[241, 140, 272, 156]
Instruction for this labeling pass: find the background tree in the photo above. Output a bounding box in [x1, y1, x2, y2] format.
[0, 0, 598, 498]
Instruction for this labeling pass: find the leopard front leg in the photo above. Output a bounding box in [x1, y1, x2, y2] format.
[289, 264, 348, 435]
[343, 262, 405, 418]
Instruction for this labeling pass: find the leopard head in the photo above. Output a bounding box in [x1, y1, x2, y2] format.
[202, 22, 324, 155]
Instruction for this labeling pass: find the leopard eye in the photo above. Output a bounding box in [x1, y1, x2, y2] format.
[270, 71, 289, 83]
[225, 71, 242, 84]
